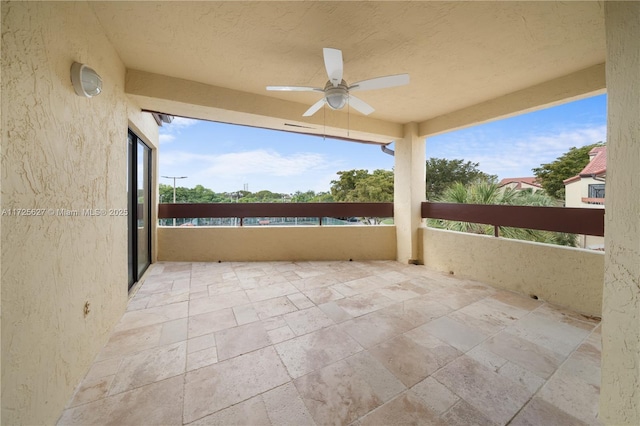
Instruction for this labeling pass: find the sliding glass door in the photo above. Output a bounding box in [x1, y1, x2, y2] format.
[128, 129, 152, 290]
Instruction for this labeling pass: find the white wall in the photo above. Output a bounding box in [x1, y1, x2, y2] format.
[565, 177, 605, 249]
[564, 180, 583, 207]
[565, 176, 606, 209]
[1, 2, 158, 424]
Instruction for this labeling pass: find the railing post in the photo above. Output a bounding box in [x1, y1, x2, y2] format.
[240, 217, 243, 227]
[494, 225, 499, 237]
[319, 217, 323, 226]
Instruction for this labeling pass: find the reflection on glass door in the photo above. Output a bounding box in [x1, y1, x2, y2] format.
[128, 129, 151, 290]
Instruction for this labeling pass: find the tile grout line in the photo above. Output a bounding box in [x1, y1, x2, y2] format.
[392, 296, 548, 424]
[181, 262, 194, 426]
[63, 261, 601, 425]
[504, 303, 601, 425]
[185, 262, 287, 426]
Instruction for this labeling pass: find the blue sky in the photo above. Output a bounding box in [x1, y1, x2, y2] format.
[158, 94, 606, 194]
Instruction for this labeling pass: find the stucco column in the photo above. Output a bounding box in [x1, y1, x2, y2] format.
[600, 2, 640, 424]
[394, 122, 426, 263]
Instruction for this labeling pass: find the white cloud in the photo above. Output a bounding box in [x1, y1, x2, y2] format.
[165, 117, 199, 130]
[160, 149, 333, 174]
[201, 150, 331, 178]
[159, 149, 344, 192]
[158, 117, 199, 144]
[428, 124, 606, 179]
[159, 134, 175, 144]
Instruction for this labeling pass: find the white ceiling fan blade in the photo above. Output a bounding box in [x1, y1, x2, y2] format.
[303, 98, 326, 117]
[266, 86, 323, 92]
[348, 95, 375, 115]
[323, 48, 343, 87]
[349, 74, 410, 92]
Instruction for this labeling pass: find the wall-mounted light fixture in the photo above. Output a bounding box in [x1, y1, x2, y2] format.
[70, 62, 102, 97]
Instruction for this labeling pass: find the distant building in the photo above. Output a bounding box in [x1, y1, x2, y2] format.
[497, 177, 542, 192]
[564, 146, 606, 249]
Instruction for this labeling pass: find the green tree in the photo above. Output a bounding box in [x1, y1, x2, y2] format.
[287, 190, 334, 203]
[425, 158, 496, 200]
[160, 184, 228, 203]
[352, 169, 394, 202]
[291, 190, 316, 203]
[330, 169, 393, 224]
[330, 169, 393, 202]
[311, 191, 334, 202]
[533, 142, 604, 199]
[429, 182, 577, 247]
[190, 184, 221, 203]
[159, 183, 174, 203]
[252, 190, 282, 202]
[330, 169, 371, 201]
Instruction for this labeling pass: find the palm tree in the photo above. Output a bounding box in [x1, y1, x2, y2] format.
[428, 182, 577, 247]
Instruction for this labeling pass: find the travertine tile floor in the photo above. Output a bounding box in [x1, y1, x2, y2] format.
[58, 261, 602, 425]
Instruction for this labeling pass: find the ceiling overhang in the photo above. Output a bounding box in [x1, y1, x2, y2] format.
[98, 1, 606, 142]
[126, 69, 403, 144]
[420, 63, 606, 137]
[126, 63, 605, 142]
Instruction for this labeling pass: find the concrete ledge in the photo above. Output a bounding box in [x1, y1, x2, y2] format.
[422, 227, 604, 317]
[158, 226, 397, 262]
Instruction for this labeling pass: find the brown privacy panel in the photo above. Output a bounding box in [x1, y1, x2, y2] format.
[159, 202, 394, 220]
[422, 202, 604, 236]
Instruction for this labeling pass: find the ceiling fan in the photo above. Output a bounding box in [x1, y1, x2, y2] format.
[266, 48, 409, 117]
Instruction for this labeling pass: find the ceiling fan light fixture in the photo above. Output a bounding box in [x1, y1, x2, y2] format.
[326, 89, 347, 110]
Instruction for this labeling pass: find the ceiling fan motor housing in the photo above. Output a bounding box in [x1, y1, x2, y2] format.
[324, 80, 348, 110]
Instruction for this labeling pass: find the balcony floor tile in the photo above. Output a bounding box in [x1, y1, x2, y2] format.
[58, 261, 602, 425]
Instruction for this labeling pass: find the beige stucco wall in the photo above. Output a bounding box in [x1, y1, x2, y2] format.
[1, 2, 158, 424]
[422, 227, 604, 317]
[600, 2, 640, 424]
[500, 182, 541, 192]
[565, 176, 606, 209]
[158, 226, 396, 262]
[394, 123, 426, 264]
[520, 182, 541, 191]
[564, 179, 583, 207]
[565, 178, 605, 249]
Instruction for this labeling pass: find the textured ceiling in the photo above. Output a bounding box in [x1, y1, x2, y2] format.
[91, 1, 605, 124]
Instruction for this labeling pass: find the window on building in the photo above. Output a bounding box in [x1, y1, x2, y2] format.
[589, 183, 605, 199]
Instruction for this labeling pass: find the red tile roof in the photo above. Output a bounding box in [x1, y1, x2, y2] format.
[563, 175, 581, 184]
[580, 146, 607, 176]
[498, 177, 541, 189]
[563, 146, 607, 184]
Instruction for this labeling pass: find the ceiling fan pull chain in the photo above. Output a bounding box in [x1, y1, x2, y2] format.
[323, 101, 326, 142]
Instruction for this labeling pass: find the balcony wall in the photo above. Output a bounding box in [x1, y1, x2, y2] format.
[158, 226, 397, 262]
[1, 3, 159, 424]
[421, 227, 604, 317]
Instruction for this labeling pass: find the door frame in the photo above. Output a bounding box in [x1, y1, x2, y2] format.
[128, 129, 152, 290]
